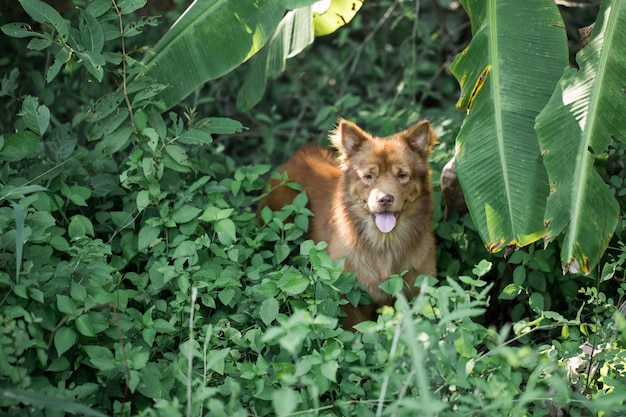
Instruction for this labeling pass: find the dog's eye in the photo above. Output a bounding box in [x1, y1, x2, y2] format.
[363, 173, 374, 181]
[397, 172, 408, 180]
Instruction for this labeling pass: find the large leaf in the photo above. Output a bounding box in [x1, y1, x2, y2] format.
[449, 0, 568, 253]
[536, 0, 626, 275]
[238, 0, 364, 110]
[141, 0, 285, 108]
[237, 5, 315, 110]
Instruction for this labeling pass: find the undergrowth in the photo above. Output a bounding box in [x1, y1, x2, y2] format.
[0, 1, 625, 416]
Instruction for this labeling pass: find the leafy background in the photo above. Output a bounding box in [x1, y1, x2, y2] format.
[1, 0, 626, 416]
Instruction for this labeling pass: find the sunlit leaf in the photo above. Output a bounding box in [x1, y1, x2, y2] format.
[313, 0, 363, 36]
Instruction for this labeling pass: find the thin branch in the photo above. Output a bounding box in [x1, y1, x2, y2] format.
[112, 0, 135, 130]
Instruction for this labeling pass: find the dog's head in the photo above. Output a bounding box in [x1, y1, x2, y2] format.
[331, 119, 436, 234]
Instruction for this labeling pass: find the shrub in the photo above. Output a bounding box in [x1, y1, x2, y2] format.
[1, 1, 625, 416]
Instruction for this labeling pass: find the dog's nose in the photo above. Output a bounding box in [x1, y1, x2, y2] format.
[378, 195, 394, 207]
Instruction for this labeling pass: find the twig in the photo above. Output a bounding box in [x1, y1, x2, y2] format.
[111, 0, 135, 130]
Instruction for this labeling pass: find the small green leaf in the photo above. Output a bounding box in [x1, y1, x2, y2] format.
[199, 207, 234, 222]
[90, 110, 129, 140]
[260, 297, 279, 325]
[218, 288, 235, 306]
[137, 363, 162, 398]
[527, 271, 547, 292]
[272, 387, 299, 417]
[294, 214, 309, 232]
[292, 191, 308, 209]
[136, 190, 150, 212]
[1, 22, 47, 38]
[142, 328, 156, 346]
[499, 283, 522, 300]
[76, 315, 97, 337]
[69, 185, 92, 207]
[163, 144, 190, 172]
[86, 0, 112, 17]
[458, 275, 488, 288]
[171, 204, 202, 224]
[47, 46, 71, 82]
[1, 131, 40, 161]
[379, 274, 404, 296]
[320, 360, 338, 382]
[118, 0, 147, 15]
[76, 50, 105, 82]
[19, 0, 69, 41]
[275, 243, 290, 264]
[45, 124, 76, 162]
[471, 260, 492, 278]
[131, 83, 168, 106]
[172, 240, 197, 258]
[56, 294, 77, 314]
[206, 348, 230, 375]
[453, 332, 475, 358]
[177, 128, 214, 145]
[83, 345, 115, 371]
[138, 224, 160, 251]
[70, 281, 87, 301]
[543, 310, 568, 323]
[529, 292, 544, 312]
[79, 9, 104, 53]
[1, 68, 19, 96]
[215, 218, 237, 245]
[54, 327, 77, 357]
[206, 117, 244, 134]
[27, 37, 52, 50]
[513, 265, 526, 285]
[49, 236, 70, 251]
[68, 215, 95, 239]
[21, 95, 50, 136]
[279, 275, 309, 296]
[84, 91, 125, 123]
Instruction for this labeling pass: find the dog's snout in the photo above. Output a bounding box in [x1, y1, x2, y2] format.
[378, 194, 394, 207]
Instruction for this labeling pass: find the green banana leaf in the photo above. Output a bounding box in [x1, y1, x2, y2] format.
[236, 0, 363, 110]
[142, 0, 363, 110]
[237, 5, 315, 111]
[536, 0, 626, 275]
[141, 0, 286, 108]
[449, 0, 568, 253]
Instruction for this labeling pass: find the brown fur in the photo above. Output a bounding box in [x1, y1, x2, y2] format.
[260, 119, 437, 328]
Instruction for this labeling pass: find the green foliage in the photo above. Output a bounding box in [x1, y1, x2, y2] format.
[0, 1, 625, 416]
[143, 0, 364, 109]
[537, 0, 626, 275]
[449, 0, 568, 251]
[450, 0, 626, 274]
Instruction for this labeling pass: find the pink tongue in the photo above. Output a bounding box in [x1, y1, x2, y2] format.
[375, 213, 397, 233]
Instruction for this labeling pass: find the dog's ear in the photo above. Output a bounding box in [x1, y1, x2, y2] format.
[403, 120, 437, 154]
[331, 118, 371, 157]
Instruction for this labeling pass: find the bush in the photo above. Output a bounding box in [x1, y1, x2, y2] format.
[1, 1, 625, 416]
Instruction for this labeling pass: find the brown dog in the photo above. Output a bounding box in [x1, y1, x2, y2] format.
[261, 119, 437, 327]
